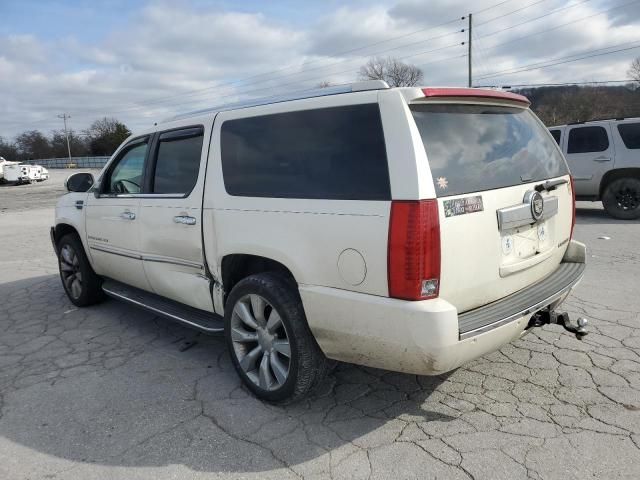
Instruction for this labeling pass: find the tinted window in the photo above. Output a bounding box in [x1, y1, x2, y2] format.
[567, 126, 609, 154]
[106, 141, 148, 194]
[550, 129, 561, 145]
[410, 104, 568, 197]
[220, 104, 389, 200]
[152, 127, 204, 194]
[618, 123, 640, 149]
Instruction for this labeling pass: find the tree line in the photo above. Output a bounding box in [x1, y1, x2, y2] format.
[0, 117, 131, 161]
[517, 84, 640, 126]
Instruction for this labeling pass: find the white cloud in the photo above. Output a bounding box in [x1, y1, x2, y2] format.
[0, 0, 639, 139]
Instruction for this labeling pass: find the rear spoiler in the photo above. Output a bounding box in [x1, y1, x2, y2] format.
[421, 88, 531, 106]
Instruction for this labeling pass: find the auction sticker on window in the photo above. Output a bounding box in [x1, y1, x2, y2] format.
[443, 195, 484, 218]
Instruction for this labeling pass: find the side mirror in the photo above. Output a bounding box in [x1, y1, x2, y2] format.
[65, 172, 95, 192]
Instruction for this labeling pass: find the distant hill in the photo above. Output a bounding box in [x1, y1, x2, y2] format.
[511, 84, 640, 126]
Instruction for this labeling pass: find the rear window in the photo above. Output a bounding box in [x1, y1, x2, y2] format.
[410, 104, 568, 197]
[618, 123, 640, 149]
[220, 104, 390, 200]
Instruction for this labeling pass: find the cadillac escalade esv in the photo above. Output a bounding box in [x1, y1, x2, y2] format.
[52, 81, 587, 402]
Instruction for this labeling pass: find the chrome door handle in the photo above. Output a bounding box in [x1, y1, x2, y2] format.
[120, 211, 136, 220]
[593, 156, 611, 162]
[173, 215, 196, 225]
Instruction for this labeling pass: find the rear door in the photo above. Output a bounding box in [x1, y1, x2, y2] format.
[409, 101, 573, 313]
[564, 123, 614, 197]
[137, 124, 214, 312]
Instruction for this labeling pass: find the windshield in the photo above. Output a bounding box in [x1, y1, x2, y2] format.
[410, 104, 568, 197]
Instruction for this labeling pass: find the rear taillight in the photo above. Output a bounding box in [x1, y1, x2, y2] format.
[388, 200, 441, 300]
[570, 176, 576, 239]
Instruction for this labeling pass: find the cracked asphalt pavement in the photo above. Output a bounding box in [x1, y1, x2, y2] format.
[1, 170, 639, 479]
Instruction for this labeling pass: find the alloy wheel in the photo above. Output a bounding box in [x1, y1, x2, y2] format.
[230, 294, 291, 391]
[615, 186, 640, 211]
[59, 244, 83, 300]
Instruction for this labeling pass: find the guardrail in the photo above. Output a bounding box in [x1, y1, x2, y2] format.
[22, 156, 110, 169]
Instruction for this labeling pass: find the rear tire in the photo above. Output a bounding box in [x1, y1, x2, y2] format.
[57, 233, 105, 307]
[602, 177, 640, 220]
[224, 273, 330, 404]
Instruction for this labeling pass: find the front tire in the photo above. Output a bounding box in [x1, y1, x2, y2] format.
[602, 177, 640, 220]
[57, 233, 105, 307]
[224, 273, 329, 403]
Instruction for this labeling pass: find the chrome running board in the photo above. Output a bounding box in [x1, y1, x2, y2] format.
[102, 279, 224, 334]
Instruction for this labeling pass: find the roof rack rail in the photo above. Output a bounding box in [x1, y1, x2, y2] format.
[568, 117, 626, 125]
[164, 80, 390, 122]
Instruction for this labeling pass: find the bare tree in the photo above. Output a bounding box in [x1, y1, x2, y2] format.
[358, 56, 424, 87]
[629, 57, 640, 82]
[84, 117, 131, 156]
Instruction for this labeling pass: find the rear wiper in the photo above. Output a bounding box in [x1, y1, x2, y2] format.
[534, 178, 568, 192]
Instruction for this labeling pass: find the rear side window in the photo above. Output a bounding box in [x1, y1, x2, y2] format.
[618, 123, 640, 149]
[152, 127, 204, 194]
[220, 104, 390, 200]
[567, 126, 609, 154]
[410, 104, 568, 197]
[549, 129, 561, 145]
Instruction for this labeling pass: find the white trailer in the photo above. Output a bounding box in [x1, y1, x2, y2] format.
[3, 163, 45, 184]
[0, 157, 19, 183]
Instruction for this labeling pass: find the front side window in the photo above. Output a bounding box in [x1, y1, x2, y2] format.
[105, 140, 148, 194]
[567, 126, 609, 154]
[618, 123, 640, 149]
[152, 127, 204, 194]
[410, 104, 568, 197]
[550, 129, 561, 145]
[220, 104, 390, 200]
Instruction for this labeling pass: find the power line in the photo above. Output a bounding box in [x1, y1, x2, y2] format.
[479, 0, 640, 53]
[87, 31, 466, 115]
[38, 0, 512, 118]
[475, 0, 554, 27]
[160, 50, 469, 113]
[478, 0, 595, 38]
[473, 0, 519, 14]
[476, 42, 640, 80]
[78, 17, 468, 114]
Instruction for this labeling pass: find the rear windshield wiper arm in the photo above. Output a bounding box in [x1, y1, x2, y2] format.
[534, 178, 568, 192]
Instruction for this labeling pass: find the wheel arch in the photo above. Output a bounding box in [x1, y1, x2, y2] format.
[220, 254, 297, 306]
[53, 223, 81, 245]
[599, 168, 640, 198]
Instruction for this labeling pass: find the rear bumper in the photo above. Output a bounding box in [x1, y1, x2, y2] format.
[300, 240, 586, 376]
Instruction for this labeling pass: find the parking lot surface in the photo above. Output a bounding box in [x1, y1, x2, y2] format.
[1, 170, 639, 479]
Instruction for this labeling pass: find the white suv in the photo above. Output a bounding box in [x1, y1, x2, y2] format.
[52, 81, 586, 402]
[549, 118, 640, 219]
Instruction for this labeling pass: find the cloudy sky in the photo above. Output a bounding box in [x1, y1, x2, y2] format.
[1, 0, 639, 139]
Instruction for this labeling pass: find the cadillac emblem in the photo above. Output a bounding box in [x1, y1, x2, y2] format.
[530, 191, 544, 220]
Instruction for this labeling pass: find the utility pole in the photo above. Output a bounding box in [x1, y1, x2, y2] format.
[468, 13, 473, 88]
[57, 113, 72, 162]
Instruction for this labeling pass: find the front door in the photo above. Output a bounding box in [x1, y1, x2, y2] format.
[85, 136, 151, 291]
[137, 125, 214, 312]
[564, 123, 614, 197]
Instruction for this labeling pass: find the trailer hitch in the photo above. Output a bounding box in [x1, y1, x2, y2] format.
[528, 310, 588, 340]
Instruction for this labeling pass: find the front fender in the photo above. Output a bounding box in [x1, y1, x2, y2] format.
[54, 192, 93, 266]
